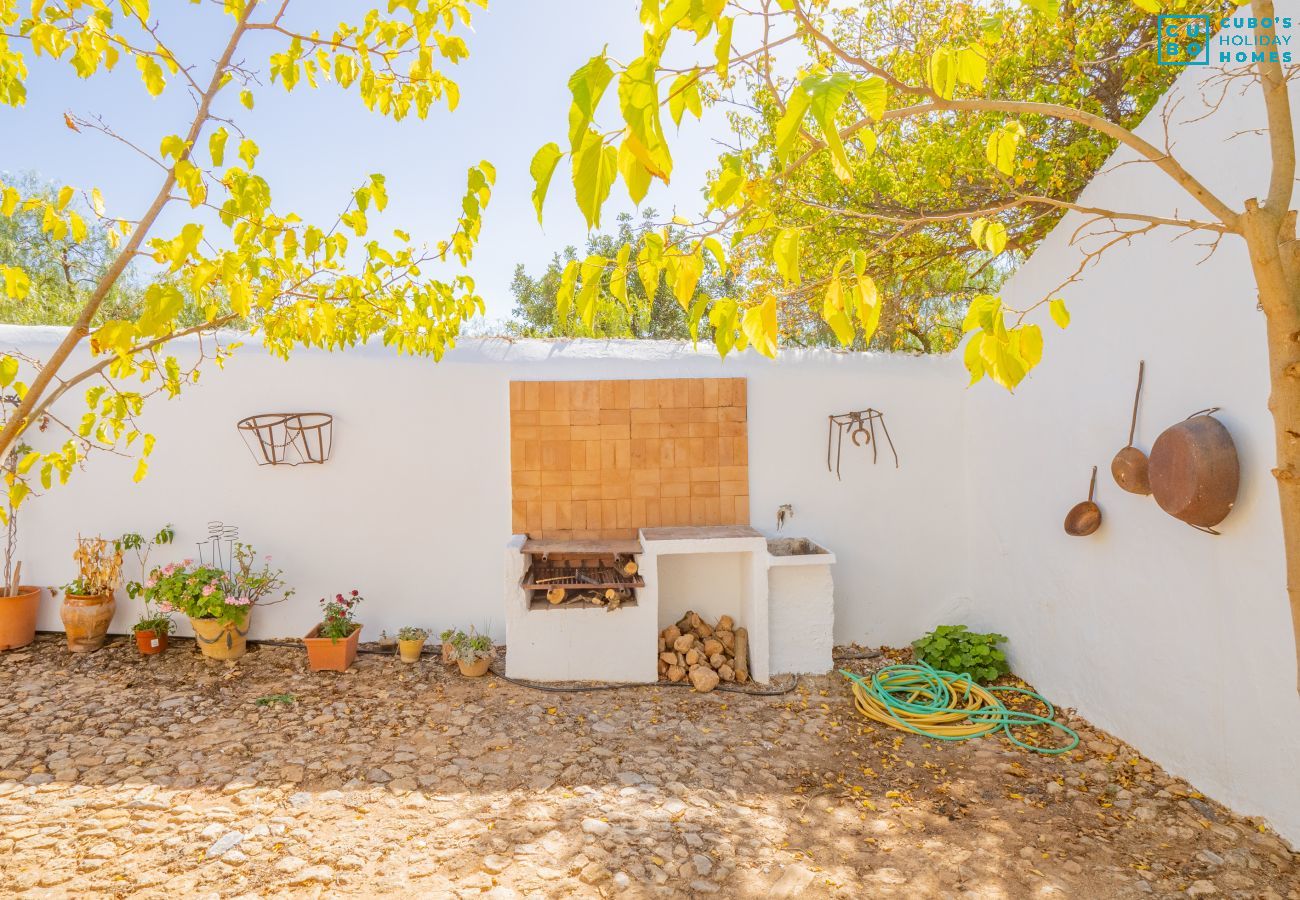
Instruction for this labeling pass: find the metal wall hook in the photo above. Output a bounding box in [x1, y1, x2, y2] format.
[827, 408, 898, 480]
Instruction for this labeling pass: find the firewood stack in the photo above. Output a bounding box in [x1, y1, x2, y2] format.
[657, 611, 749, 693]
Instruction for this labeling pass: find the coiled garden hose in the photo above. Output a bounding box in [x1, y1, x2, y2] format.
[840, 661, 1079, 755]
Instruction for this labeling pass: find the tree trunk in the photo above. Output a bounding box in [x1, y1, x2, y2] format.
[1241, 203, 1300, 691]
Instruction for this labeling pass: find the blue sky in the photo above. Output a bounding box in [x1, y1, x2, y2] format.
[0, 0, 730, 323]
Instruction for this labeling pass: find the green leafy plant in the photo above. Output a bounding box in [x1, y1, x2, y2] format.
[254, 694, 296, 707]
[912, 625, 1009, 684]
[132, 612, 172, 635]
[397, 626, 427, 642]
[440, 627, 494, 663]
[117, 525, 175, 599]
[146, 561, 241, 624]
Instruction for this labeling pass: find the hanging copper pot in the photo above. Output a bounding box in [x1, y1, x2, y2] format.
[1148, 408, 1239, 533]
[1111, 361, 1151, 495]
[1064, 467, 1102, 537]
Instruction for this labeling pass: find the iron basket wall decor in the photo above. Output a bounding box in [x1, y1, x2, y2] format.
[237, 412, 333, 466]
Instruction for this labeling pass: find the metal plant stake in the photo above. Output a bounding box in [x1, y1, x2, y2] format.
[198, 521, 239, 575]
[827, 408, 898, 480]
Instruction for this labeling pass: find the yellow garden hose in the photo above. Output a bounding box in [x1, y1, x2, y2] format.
[841, 662, 1079, 754]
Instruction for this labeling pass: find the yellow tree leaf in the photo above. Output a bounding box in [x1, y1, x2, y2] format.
[530, 142, 563, 224]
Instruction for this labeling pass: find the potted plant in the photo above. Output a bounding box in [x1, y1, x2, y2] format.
[119, 525, 175, 656]
[442, 627, 495, 677]
[131, 609, 172, 655]
[304, 590, 363, 672]
[150, 542, 291, 661]
[396, 626, 427, 663]
[57, 535, 123, 653]
[0, 442, 39, 652]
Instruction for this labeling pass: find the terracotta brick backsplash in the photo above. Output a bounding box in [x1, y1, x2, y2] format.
[509, 378, 750, 539]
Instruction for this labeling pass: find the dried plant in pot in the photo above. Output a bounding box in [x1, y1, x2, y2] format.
[396, 626, 427, 664]
[57, 535, 123, 653]
[304, 591, 363, 672]
[442, 627, 495, 677]
[0, 442, 39, 652]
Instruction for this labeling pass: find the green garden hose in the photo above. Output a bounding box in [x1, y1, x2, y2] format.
[840, 661, 1079, 755]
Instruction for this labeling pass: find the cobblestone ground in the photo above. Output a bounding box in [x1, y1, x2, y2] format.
[1, 635, 1297, 899]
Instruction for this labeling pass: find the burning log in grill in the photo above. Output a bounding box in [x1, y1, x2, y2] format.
[657, 611, 748, 692]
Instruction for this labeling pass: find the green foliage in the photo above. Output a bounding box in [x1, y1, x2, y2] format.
[397, 625, 428, 641]
[912, 625, 1010, 684]
[0, 173, 155, 326]
[440, 626, 494, 663]
[0, 0, 494, 511]
[147, 542, 291, 625]
[532, 0, 1235, 365]
[254, 693, 297, 707]
[507, 211, 724, 341]
[147, 563, 239, 624]
[131, 612, 171, 635]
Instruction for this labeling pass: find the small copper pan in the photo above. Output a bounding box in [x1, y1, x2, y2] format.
[1111, 361, 1151, 495]
[1064, 466, 1102, 537]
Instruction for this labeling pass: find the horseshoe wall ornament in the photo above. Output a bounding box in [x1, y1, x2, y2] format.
[827, 408, 898, 480]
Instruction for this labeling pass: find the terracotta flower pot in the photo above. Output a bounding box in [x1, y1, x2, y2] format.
[441, 641, 456, 665]
[304, 623, 361, 672]
[190, 614, 249, 661]
[457, 656, 491, 677]
[398, 637, 425, 663]
[0, 586, 40, 651]
[61, 592, 115, 653]
[134, 629, 168, 655]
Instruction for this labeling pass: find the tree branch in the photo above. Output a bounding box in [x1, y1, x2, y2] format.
[0, 0, 261, 459]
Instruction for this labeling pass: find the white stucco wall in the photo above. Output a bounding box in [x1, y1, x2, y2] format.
[6, 332, 969, 656]
[960, 63, 1300, 844]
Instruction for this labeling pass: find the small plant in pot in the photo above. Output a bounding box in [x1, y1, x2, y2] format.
[396, 626, 427, 664]
[119, 525, 175, 656]
[442, 627, 495, 677]
[304, 591, 363, 672]
[131, 609, 172, 655]
[57, 536, 124, 653]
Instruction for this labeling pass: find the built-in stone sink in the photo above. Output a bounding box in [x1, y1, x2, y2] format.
[767, 537, 830, 557]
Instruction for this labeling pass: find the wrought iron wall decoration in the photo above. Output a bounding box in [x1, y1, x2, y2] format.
[237, 412, 333, 466]
[827, 408, 898, 480]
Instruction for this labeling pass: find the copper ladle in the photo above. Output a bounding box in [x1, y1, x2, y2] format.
[1064, 466, 1102, 537]
[1111, 361, 1151, 495]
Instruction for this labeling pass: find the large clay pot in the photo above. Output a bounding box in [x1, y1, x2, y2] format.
[61, 592, 115, 652]
[397, 637, 426, 663]
[304, 623, 361, 672]
[134, 629, 168, 656]
[190, 614, 249, 661]
[0, 586, 40, 651]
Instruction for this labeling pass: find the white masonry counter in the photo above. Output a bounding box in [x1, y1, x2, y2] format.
[504, 527, 836, 684]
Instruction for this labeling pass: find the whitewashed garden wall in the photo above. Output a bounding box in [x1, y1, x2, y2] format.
[961, 62, 1300, 844]
[7, 331, 970, 651]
